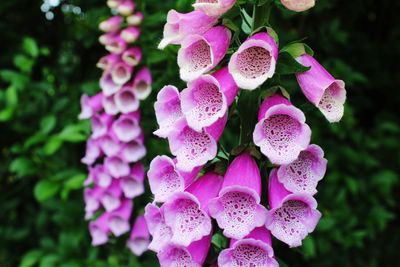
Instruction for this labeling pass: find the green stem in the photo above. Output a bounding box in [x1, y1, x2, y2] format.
[238, 90, 260, 145]
[252, 0, 273, 31]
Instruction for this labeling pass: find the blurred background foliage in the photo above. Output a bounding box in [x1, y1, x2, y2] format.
[0, 0, 399, 266]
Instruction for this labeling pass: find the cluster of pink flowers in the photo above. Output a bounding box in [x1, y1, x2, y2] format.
[145, 0, 346, 266]
[79, 0, 150, 256]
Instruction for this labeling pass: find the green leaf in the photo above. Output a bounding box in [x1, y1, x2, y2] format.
[0, 86, 18, 121]
[39, 254, 59, 267]
[302, 236, 316, 259]
[19, 250, 42, 267]
[9, 157, 35, 177]
[64, 173, 86, 190]
[34, 180, 60, 202]
[43, 136, 63, 155]
[212, 232, 228, 250]
[23, 37, 39, 58]
[240, 8, 253, 34]
[281, 42, 314, 58]
[13, 54, 34, 73]
[275, 51, 310, 75]
[40, 115, 57, 134]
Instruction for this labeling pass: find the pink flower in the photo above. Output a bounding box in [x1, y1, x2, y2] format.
[120, 138, 146, 163]
[102, 95, 119, 115]
[122, 47, 142, 66]
[178, 26, 231, 81]
[127, 12, 144, 26]
[100, 71, 122, 96]
[98, 131, 121, 157]
[157, 234, 212, 267]
[99, 32, 116, 46]
[153, 85, 184, 138]
[117, 0, 135, 16]
[229, 32, 278, 90]
[133, 67, 152, 100]
[158, 10, 217, 49]
[91, 113, 113, 139]
[253, 94, 311, 165]
[193, 0, 236, 17]
[111, 61, 133, 85]
[209, 153, 268, 239]
[148, 155, 200, 202]
[112, 112, 141, 142]
[99, 16, 123, 33]
[97, 53, 120, 70]
[100, 179, 123, 211]
[81, 138, 102, 165]
[92, 165, 113, 188]
[79, 93, 103, 119]
[180, 66, 238, 131]
[104, 155, 130, 178]
[114, 84, 140, 114]
[120, 163, 145, 198]
[162, 172, 223, 246]
[281, 0, 315, 12]
[84, 186, 105, 219]
[277, 144, 327, 195]
[144, 203, 173, 252]
[121, 26, 141, 43]
[127, 215, 150, 256]
[89, 212, 111, 246]
[296, 54, 347, 123]
[105, 36, 127, 54]
[107, 0, 121, 9]
[266, 169, 321, 247]
[218, 227, 279, 267]
[108, 199, 133, 236]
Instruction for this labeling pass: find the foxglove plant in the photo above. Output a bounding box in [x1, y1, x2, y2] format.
[79, 0, 151, 256]
[147, 0, 346, 265]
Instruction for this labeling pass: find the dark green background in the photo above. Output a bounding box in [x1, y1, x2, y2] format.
[0, 0, 399, 266]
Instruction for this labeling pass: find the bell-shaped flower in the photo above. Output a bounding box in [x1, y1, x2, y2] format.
[253, 94, 311, 165]
[180, 66, 238, 131]
[79, 93, 103, 119]
[117, 0, 135, 16]
[218, 227, 279, 267]
[107, 0, 120, 9]
[281, 0, 315, 12]
[105, 35, 127, 54]
[153, 85, 185, 138]
[122, 47, 142, 66]
[120, 138, 146, 163]
[112, 111, 141, 142]
[277, 144, 327, 195]
[121, 163, 145, 198]
[99, 16, 123, 33]
[81, 138, 102, 165]
[84, 185, 105, 219]
[209, 153, 268, 239]
[158, 10, 217, 49]
[193, 0, 236, 17]
[89, 212, 111, 246]
[148, 155, 201, 202]
[229, 32, 278, 90]
[121, 26, 141, 43]
[98, 131, 121, 157]
[296, 54, 347, 123]
[132, 67, 152, 100]
[127, 12, 144, 26]
[91, 113, 113, 139]
[99, 32, 116, 46]
[97, 53, 120, 71]
[102, 95, 119, 115]
[108, 199, 133, 236]
[178, 26, 231, 81]
[127, 215, 150, 256]
[162, 172, 223, 246]
[100, 179, 123, 212]
[114, 84, 140, 114]
[111, 61, 133, 85]
[168, 113, 227, 172]
[144, 203, 173, 252]
[93, 165, 113, 188]
[100, 71, 122, 96]
[104, 155, 130, 178]
[157, 234, 212, 267]
[266, 169, 321, 247]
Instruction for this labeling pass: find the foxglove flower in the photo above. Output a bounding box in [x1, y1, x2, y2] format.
[121, 163, 145, 198]
[99, 16, 123, 32]
[133, 67, 152, 100]
[144, 203, 173, 252]
[168, 114, 227, 172]
[253, 94, 311, 165]
[84, 186, 105, 219]
[81, 138, 102, 165]
[121, 26, 141, 43]
[209, 153, 268, 239]
[120, 139, 146, 163]
[158, 10, 217, 49]
[108, 199, 133, 236]
[153, 85, 184, 138]
[111, 61, 133, 85]
[127, 12, 144, 26]
[107, 0, 120, 9]
[89, 212, 111, 246]
[218, 227, 279, 267]
[93, 165, 113, 188]
[91, 113, 113, 139]
[157, 234, 212, 267]
[114, 84, 140, 113]
[104, 155, 130, 178]
[148, 155, 200, 202]
[127, 215, 150, 256]
[193, 0, 236, 17]
[122, 47, 142, 66]
[97, 53, 120, 70]
[277, 144, 327, 195]
[180, 66, 238, 131]
[162, 172, 223, 246]
[117, 0, 135, 16]
[229, 32, 278, 90]
[100, 179, 123, 212]
[100, 72, 122, 96]
[79, 93, 103, 119]
[99, 32, 116, 46]
[266, 169, 321, 247]
[296, 54, 347, 123]
[281, 0, 315, 12]
[98, 132, 121, 157]
[112, 112, 141, 142]
[105, 36, 127, 54]
[103, 94, 120, 115]
[178, 26, 231, 81]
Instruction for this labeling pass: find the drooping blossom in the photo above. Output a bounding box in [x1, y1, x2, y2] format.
[229, 31, 278, 90]
[209, 153, 268, 239]
[122, 47, 142, 66]
[120, 163, 145, 198]
[253, 94, 311, 165]
[81, 138, 102, 165]
[193, 0, 236, 17]
[144, 203, 173, 252]
[117, 0, 135, 16]
[108, 199, 133, 236]
[296, 54, 347, 122]
[281, 0, 315, 12]
[79, 93, 103, 119]
[114, 84, 140, 113]
[99, 16, 123, 32]
[89, 212, 111, 246]
[127, 12, 144, 26]
[127, 215, 150, 256]
[111, 61, 133, 85]
[100, 179, 123, 211]
[112, 112, 141, 142]
[121, 26, 141, 43]
[105, 35, 127, 54]
[133, 67, 152, 100]
[91, 113, 113, 139]
[102, 94, 120, 115]
[97, 53, 120, 70]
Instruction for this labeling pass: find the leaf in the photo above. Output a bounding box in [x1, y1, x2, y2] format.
[34, 180, 60, 202]
[43, 136, 63, 155]
[275, 52, 310, 75]
[9, 157, 35, 177]
[40, 115, 57, 134]
[240, 8, 253, 34]
[281, 42, 314, 58]
[64, 173, 86, 190]
[212, 232, 228, 250]
[0, 86, 18, 121]
[302, 236, 316, 259]
[23, 37, 39, 58]
[19, 250, 42, 267]
[13, 54, 34, 73]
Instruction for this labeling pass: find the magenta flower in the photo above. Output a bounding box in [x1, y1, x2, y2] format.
[153, 85, 184, 138]
[178, 26, 231, 81]
[144, 203, 173, 252]
[148, 155, 200, 202]
[98, 132, 120, 157]
[102, 95, 119, 115]
[91, 113, 113, 139]
[108, 199, 133, 236]
[193, 0, 236, 17]
[120, 139, 146, 163]
[93, 165, 113, 188]
[253, 94, 311, 165]
[112, 112, 141, 142]
[121, 26, 141, 43]
[100, 179, 123, 212]
[106, 0, 120, 9]
[127, 12, 144, 26]
[133, 67, 152, 100]
[122, 47, 142, 66]
[100, 71, 122, 96]
[111, 61, 133, 85]
[79, 93, 103, 119]
[162, 172, 223, 246]
[105, 36, 127, 54]
[296, 54, 347, 123]
[114, 85, 140, 114]
[157, 234, 212, 267]
[266, 169, 321, 247]
[180, 66, 238, 131]
[158, 10, 217, 49]
[97, 53, 120, 70]
[281, 0, 315, 12]
[127, 215, 150, 256]
[81, 138, 102, 165]
[99, 32, 116, 46]
[209, 153, 268, 239]
[104, 155, 130, 178]
[277, 144, 327, 195]
[121, 163, 145, 198]
[229, 32, 278, 90]
[117, 0, 135, 16]
[99, 16, 123, 33]
[89, 212, 111, 246]
[84, 186, 104, 219]
[218, 227, 279, 267]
